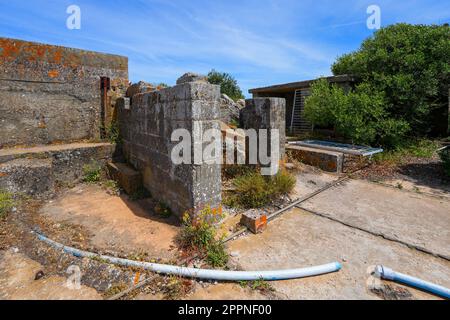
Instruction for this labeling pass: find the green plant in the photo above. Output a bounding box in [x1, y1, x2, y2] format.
[102, 180, 120, 194]
[332, 23, 450, 137]
[155, 202, 172, 218]
[224, 170, 296, 209]
[207, 69, 245, 101]
[305, 79, 410, 147]
[177, 206, 228, 268]
[0, 190, 15, 218]
[82, 161, 102, 183]
[105, 121, 121, 144]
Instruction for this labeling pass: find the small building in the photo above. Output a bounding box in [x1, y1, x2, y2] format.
[249, 75, 356, 135]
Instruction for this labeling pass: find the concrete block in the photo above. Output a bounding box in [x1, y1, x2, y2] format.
[286, 145, 344, 173]
[240, 209, 268, 234]
[107, 162, 142, 195]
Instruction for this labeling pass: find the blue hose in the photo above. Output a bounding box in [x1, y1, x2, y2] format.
[376, 265, 450, 299]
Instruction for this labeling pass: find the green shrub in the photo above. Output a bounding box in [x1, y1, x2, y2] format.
[305, 79, 410, 147]
[82, 161, 102, 183]
[208, 69, 244, 101]
[0, 190, 15, 218]
[332, 24, 450, 136]
[177, 206, 228, 268]
[224, 170, 296, 208]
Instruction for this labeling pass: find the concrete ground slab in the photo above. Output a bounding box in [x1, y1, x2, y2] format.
[228, 209, 450, 300]
[301, 178, 450, 259]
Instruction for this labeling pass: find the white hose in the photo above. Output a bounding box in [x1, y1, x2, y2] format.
[35, 232, 341, 281]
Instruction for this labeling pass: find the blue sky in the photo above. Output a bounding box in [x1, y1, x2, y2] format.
[0, 0, 448, 96]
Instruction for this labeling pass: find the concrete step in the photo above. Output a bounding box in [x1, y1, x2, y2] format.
[107, 162, 142, 196]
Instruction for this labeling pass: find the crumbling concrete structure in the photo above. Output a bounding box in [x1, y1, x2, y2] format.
[0, 38, 125, 197]
[0, 37, 128, 147]
[240, 98, 286, 168]
[117, 74, 222, 218]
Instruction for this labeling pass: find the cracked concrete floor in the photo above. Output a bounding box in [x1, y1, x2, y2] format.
[2, 170, 449, 300]
[224, 171, 450, 300]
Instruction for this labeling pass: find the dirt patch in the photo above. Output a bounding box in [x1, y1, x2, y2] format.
[39, 184, 180, 261]
[0, 250, 101, 300]
[356, 155, 450, 198]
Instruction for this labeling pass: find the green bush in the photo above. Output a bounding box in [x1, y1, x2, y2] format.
[82, 161, 102, 183]
[332, 23, 450, 137]
[224, 170, 296, 209]
[305, 79, 409, 147]
[0, 190, 14, 218]
[177, 206, 228, 268]
[207, 69, 244, 101]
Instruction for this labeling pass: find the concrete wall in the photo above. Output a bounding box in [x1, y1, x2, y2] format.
[0, 38, 128, 147]
[240, 98, 286, 164]
[117, 78, 222, 218]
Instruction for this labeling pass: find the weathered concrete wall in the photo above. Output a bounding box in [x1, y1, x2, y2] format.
[0, 143, 116, 198]
[0, 37, 128, 147]
[117, 76, 222, 218]
[240, 98, 286, 165]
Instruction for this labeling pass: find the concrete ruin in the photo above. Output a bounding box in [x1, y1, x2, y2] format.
[0, 37, 128, 147]
[117, 75, 222, 217]
[0, 37, 289, 219]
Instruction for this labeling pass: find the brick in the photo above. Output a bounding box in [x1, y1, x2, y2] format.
[240, 209, 268, 234]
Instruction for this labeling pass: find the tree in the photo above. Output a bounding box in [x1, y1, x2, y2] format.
[332, 23, 450, 136]
[207, 70, 245, 101]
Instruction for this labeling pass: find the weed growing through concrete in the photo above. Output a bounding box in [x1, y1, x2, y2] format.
[224, 169, 296, 208]
[82, 161, 102, 183]
[0, 189, 15, 219]
[164, 275, 193, 300]
[177, 206, 229, 268]
[239, 279, 275, 293]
